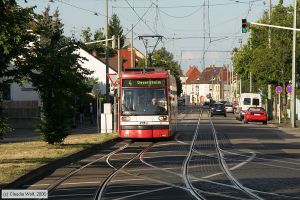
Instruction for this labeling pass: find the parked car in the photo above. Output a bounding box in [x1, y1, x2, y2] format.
[202, 101, 211, 109]
[225, 102, 234, 113]
[243, 107, 267, 124]
[236, 93, 262, 120]
[178, 99, 185, 106]
[210, 103, 226, 117]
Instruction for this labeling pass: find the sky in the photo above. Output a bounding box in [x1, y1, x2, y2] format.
[18, 0, 294, 74]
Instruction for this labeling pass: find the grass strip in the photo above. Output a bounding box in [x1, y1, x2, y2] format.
[0, 132, 118, 184]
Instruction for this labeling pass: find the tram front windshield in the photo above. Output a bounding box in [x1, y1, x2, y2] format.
[122, 88, 168, 116]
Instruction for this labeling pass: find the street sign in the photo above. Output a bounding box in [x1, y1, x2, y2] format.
[286, 84, 293, 94]
[275, 86, 283, 94]
[211, 68, 217, 75]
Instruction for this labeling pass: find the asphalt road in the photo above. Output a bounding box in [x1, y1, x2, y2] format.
[16, 106, 300, 200]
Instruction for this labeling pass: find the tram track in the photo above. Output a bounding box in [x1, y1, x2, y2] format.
[208, 114, 264, 200]
[122, 108, 299, 200]
[93, 142, 154, 200]
[182, 109, 206, 200]
[133, 108, 259, 199]
[35, 141, 132, 200]
[42, 141, 157, 200]
[25, 106, 299, 200]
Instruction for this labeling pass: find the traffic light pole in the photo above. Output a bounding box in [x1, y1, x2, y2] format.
[291, 0, 297, 128]
[245, 0, 298, 127]
[250, 22, 300, 32]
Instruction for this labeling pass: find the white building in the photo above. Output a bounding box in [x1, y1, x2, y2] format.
[6, 48, 116, 102]
[181, 81, 212, 105]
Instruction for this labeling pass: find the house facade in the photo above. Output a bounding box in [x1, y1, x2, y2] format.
[181, 65, 235, 104]
[3, 48, 118, 128]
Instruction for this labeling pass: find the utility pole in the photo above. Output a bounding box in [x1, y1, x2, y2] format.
[291, 0, 297, 128]
[131, 24, 134, 68]
[267, 0, 272, 120]
[105, 0, 109, 102]
[250, 71, 252, 93]
[227, 64, 229, 100]
[114, 36, 120, 133]
[138, 35, 162, 68]
[144, 39, 148, 67]
[268, 0, 271, 48]
[239, 38, 242, 97]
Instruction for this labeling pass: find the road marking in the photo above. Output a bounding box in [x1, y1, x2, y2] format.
[202, 152, 256, 179]
[105, 190, 148, 195]
[62, 181, 100, 185]
[24, 183, 50, 187]
[111, 178, 145, 183]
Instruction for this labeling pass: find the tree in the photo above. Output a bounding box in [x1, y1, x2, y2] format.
[232, 1, 300, 97]
[108, 14, 126, 48]
[26, 7, 92, 144]
[81, 27, 105, 57]
[151, 47, 183, 96]
[0, 0, 35, 138]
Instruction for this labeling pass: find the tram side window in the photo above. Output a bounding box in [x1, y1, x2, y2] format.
[153, 90, 167, 110]
[123, 90, 134, 112]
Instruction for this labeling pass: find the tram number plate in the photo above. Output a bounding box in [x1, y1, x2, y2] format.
[140, 121, 146, 125]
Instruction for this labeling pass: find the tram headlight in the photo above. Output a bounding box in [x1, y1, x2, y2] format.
[158, 116, 168, 121]
[121, 116, 131, 121]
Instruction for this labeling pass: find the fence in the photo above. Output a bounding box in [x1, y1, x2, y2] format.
[2, 101, 40, 129]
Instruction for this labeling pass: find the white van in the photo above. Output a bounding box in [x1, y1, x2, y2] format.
[237, 93, 262, 120]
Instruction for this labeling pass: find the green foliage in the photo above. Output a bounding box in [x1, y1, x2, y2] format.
[0, 116, 12, 139]
[151, 47, 183, 96]
[232, 1, 300, 96]
[26, 7, 92, 144]
[0, 0, 35, 137]
[108, 14, 126, 48]
[81, 27, 105, 57]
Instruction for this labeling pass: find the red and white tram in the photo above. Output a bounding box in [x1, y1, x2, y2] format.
[119, 69, 177, 139]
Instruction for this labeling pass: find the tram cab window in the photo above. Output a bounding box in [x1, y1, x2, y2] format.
[122, 88, 167, 115]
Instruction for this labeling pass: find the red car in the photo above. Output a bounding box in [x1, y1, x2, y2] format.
[243, 107, 268, 124]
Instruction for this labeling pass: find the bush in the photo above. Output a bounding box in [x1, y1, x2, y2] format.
[0, 116, 12, 139]
[40, 117, 69, 144]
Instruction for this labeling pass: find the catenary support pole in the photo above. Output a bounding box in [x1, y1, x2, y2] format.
[131, 24, 134, 68]
[105, 0, 109, 102]
[291, 0, 297, 128]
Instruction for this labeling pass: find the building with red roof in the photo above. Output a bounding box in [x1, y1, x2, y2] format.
[181, 64, 237, 104]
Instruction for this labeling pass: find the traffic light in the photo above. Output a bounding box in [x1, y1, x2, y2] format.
[242, 19, 247, 33]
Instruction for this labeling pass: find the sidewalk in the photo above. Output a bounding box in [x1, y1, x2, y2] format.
[267, 119, 300, 135]
[0, 124, 100, 144]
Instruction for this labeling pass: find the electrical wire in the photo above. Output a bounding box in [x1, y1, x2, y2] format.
[124, 0, 156, 34]
[55, 0, 106, 17]
[159, 6, 202, 19]
[123, 2, 154, 36]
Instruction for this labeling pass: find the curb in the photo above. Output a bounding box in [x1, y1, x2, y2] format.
[0, 137, 122, 190]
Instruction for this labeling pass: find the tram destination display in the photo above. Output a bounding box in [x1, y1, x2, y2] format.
[122, 79, 166, 87]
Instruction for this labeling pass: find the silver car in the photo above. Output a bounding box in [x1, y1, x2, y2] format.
[225, 103, 234, 113]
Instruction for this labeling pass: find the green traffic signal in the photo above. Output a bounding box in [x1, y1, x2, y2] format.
[242, 27, 247, 33]
[242, 19, 247, 33]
